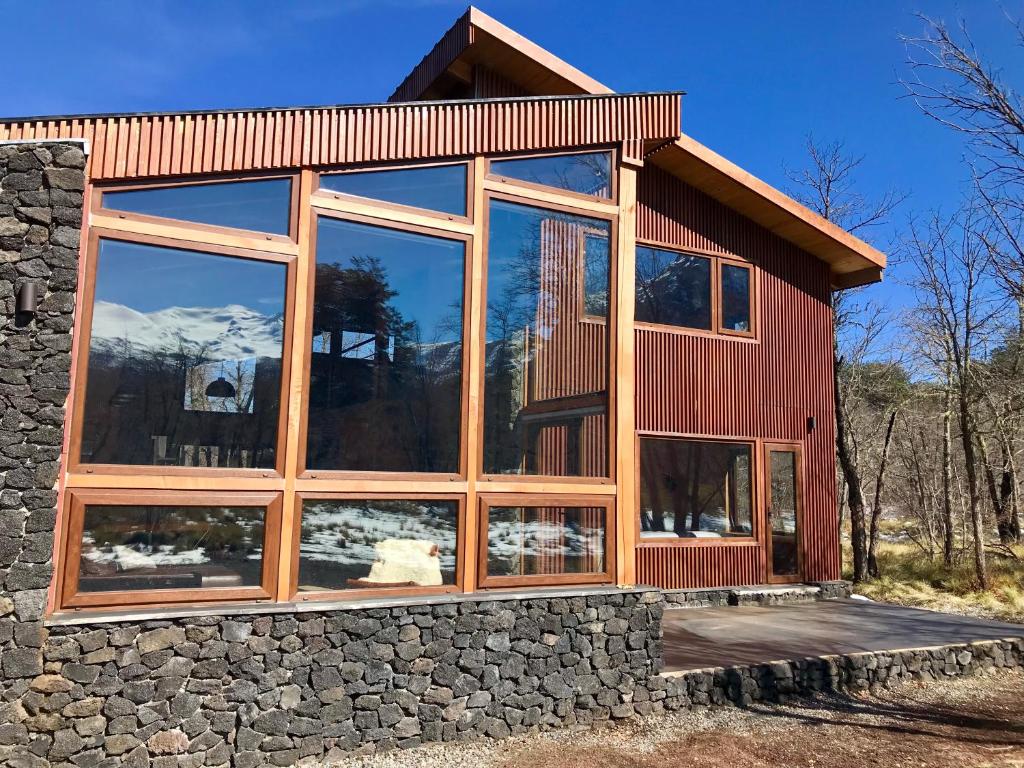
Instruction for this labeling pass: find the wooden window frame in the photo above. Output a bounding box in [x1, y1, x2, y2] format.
[290, 492, 466, 601]
[579, 226, 612, 325]
[296, 209, 474, 482]
[763, 441, 805, 584]
[485, 147, 619, 206]
[476, 493, 615, 589]
[67, 228, 299, 480]
[58, 488, 282, 610]
[477, 190, 618, 487]
[313, 159, 474, 226]
[94, 171, 301, 245]
[633, 239, 757, 341]
[634, 433, 761, 548]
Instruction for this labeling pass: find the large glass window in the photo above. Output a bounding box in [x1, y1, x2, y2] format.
[483, 200, 611, 477]
[297, 498, 459, 591]
[490, 152, 612, 198]
[76, 504, 267, 594]
[306, 218, 465, 473]
[102, 178, 292, 235]
[482, 502, 609, 584]
[635, 246, 712, 329]
[639, 438, 754, 539]
[79, 240, 287, 469]
[319, 164, 467, 217]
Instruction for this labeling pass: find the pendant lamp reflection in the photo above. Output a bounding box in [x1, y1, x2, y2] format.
[206, 364, 236, 399]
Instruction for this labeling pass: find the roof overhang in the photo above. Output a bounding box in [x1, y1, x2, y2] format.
[392, 6, 885, 288]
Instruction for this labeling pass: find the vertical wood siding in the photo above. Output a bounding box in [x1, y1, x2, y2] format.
[0, 94, 680, 182]
[635, 166, 839, 587]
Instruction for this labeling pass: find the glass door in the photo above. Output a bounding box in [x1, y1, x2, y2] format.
[764, 444, 802, 582]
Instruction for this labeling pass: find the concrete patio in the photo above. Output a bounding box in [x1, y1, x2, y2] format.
[662, 599, 1024, 672]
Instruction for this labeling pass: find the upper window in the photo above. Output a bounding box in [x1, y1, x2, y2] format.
[638, 438, 754, 540]
[721, 262, 752, 333]
[102, 178, 292, 235]
[305, 217, 466, 474]
[78, 239, 287, 469]
[490, 152, 612, 198]
[483, 199, 611, 478]
[635, 246, 712, 329]
[319, 164, 468, 217]
[635, 244, 753, 337]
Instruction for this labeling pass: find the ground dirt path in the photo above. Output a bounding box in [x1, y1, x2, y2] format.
[329, 671, 1024, 768]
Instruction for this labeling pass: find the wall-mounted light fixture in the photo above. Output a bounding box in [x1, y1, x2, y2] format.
[807, 415, 817, 433]
[16, 282, 42, 315]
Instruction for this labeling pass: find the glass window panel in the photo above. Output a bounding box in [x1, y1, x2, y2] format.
[638, 439, 753, 538]
[298, 499, 459, 590]
[319, 164, 467, 216]
[769, 450, 799, 575]
[582, 232, 609, 318]
[80, 240, 286, 468]
[490, 152, 611, 198]
[635, 246, 712, 329]
[78, 505, 265, 593]
[484, 200, 610, 477]
[486, 506, 607, 577]
[306, 218, 465, 473]
[103, 178, 291, 235]
[721, 263, 752, 332]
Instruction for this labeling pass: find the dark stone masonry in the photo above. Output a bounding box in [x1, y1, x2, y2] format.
[0, 142, 1020, 768]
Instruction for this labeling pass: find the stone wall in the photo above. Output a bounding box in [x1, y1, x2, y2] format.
[658, 637, 1024, 709]
[0, 141, 87, 767]
[3, 591, 664, 767]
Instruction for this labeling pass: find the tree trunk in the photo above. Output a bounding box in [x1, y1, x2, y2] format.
[834, 353, 868, 583]
[941, 378, 955, 567]
[867, 410, 898, 578]
[958, 388, 988, 589]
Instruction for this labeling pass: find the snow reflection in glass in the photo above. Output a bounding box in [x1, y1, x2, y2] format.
[78, 505, 265, 593]
[486, 506, 606, 577]
[297, 499, 459, 591]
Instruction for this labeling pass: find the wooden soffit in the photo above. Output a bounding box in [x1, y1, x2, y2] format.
[391, 6, 885, 287]
[0, 92, 680, 182]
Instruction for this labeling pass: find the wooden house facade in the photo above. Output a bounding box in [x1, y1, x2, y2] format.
[1, 8, 885, 616]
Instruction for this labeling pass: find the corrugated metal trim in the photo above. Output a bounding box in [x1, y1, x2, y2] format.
[637, 545, 763, 589]
[0, 93, 681, 181]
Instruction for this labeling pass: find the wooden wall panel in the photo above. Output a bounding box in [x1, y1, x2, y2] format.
[634, 166, 839, 587]
[637, 543, 764, 589]
[0, 93, 680, 182]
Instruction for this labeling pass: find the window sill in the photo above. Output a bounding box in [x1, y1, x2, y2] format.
[45, 584, 659, 627]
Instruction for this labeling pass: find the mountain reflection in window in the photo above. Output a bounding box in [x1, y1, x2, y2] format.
[635, 246, 712, 329]
[484, 200, 610, 477]
[298, 499, 458, 591]
[79, 240, 286, 468]
[639, 439, 753, 538]
[306, 218, 465, 473]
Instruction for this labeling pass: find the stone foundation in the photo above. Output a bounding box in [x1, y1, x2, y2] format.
[2, 590, 664, 766]
[662, 580, 852, 609]
[659, 637, 1024, 708]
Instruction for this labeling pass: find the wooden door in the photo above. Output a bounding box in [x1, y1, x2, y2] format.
[764, 443, 803, 583]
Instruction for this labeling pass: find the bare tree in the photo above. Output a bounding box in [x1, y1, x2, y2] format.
[904, 206, 1004, 588]
[786, 137, 905, 583]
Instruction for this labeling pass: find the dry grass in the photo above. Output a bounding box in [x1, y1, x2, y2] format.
[847, 541, 1024, 624]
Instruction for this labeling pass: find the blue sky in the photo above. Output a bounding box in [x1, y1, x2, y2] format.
[7, 0, 1022, 313]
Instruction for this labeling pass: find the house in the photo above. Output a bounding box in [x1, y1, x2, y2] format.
[0, 7, 884, 763]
